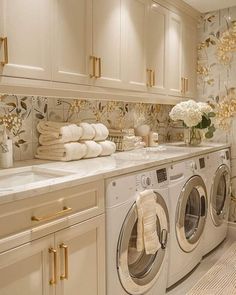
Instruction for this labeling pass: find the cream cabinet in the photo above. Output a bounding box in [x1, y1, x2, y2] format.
[147, 2, 169, 94]
[0, 215, 105, 295]
[0, 0, 51, 80]
[182, 17, 197, 99]
[52, 0, 92, 85]
[0, 235, 53, 295]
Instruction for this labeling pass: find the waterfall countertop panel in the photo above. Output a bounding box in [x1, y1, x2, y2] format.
[0, 142, 230, 205]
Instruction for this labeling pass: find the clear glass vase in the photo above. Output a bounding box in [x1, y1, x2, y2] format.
[185, 127, 202, 146]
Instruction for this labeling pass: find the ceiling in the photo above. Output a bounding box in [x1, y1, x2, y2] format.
[183, 0, 236, 13]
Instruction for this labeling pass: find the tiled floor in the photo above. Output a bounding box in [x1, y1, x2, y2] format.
[167, 237, 235, 295]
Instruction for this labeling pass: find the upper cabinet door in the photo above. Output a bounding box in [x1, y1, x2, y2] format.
[147, 2, 169, 94]
[182, 18, 197, 99]
[124, 0, 147, 92]
[52, 0, 92, 84]
[92, 0, 125, 89]
[168, 12, 183, 97]
[0, 0, 51, 80]
[55, 215, 105, 295]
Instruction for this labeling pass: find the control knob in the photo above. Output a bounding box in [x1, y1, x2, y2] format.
[141, 175, 152, 187]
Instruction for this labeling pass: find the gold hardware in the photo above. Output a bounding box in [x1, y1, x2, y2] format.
[90, 56, 96, 78]
[152, 70, 156, 87]
[49, 248, 57, 285]
[60, 243, 69, 280]
[94, 57, 101, 78]
[146, 69, 152, 87]
[0, 37, 8, 66]
[181, 77, 186, 95]
[185, 78, 188, 92]
[31, 206, 72, 222]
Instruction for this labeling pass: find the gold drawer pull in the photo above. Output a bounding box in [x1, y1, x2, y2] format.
[152, 70, 156, 87]
[95, 57, 102, 78]
[31, 206, 72, 222]
[0, 37, 8, 66]
[90, 55, 96, 78]
[49, 248, 57, 285]
[146, 69, 152, 87]
[60, 243, 69, 280]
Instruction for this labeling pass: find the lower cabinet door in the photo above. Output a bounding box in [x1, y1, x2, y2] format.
[55, 214, 105, 295]
[0, 235, 54, 295]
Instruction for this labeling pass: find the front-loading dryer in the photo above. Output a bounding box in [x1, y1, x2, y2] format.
[105, 166, 170, 295]
[167, 159, 207, 288]
[202, 148, 231, 256]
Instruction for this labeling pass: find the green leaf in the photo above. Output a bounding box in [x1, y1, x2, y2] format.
[208, 125, 216, 132]
[205, 131, 214, 138]
[195, 115, 211, 129]
[208, 112, 216, 117]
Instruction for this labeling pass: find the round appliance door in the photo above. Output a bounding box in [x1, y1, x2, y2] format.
[117, 192, 169, 295]
[210, 164, 231, 226]
[176, 176, 207, 253]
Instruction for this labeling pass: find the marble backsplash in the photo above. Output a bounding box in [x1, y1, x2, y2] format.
[0, 94, 182, 160]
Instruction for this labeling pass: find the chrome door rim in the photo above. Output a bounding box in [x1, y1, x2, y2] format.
[176, 176, 207, 253]
[117, 192, 169, 295]
[210, 164, 230, 227]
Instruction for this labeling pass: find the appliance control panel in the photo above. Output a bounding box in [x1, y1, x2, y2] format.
[156, 168, 167, 183]
[199, 157, 205, 169]
[135, 168, 168, 190]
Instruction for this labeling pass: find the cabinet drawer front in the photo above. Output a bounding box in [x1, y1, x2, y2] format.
[0, 181, 104, 239]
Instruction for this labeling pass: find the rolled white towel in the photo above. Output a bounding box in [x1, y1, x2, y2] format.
[136, 190, 161, 255]
[98, 140, 116, 156]
[82, 140, 102, 158]
[35, 142, 87, 161]
[79, 122, 96, 140]
[91, 123, 109, 141]
[38, 121, 82, 145]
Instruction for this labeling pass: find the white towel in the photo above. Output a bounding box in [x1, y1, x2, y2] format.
[35, 142, 87, 161]
[91, 123, 109, 141]
[82, 140, 102, 158]
[98, 140, 116, 156]
[37, 121, 82, 145]
[136, 190, 161, 255]
[79, 122, 96, 140]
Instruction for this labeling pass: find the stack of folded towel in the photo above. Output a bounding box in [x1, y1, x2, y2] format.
[35, 121, 116, 161]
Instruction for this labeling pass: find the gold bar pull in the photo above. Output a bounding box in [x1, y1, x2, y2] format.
[185, 78, 188, 93]
[146, 69, 151, 87]
[181, 77, 185, 95]
[31, 206, 72, 222]
[90, 56, 96, 78]
[95, 57, 102, 78]
[0, 37, 8, 66]
[152, 70, 156, 87]
[60, 243, 69, 280]
[49, 248, 57, 285]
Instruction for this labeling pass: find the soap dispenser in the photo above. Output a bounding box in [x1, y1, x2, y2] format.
[0, 126, 13, 168]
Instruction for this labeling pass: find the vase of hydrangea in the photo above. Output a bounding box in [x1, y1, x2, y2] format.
[169, 100, 216, 146]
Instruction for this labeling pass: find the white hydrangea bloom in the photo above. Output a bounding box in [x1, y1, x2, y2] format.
[197, 102, 212, 114]
[169, 100, 203, 127]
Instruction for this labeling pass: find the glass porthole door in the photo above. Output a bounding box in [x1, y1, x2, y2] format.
[176, 176, 207, 253]
[210, 165, 230, 226]
[117, 192, 169, 295]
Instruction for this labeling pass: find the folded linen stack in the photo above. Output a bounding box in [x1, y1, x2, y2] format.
[36, 121, 116, 161]
[136, 190, 161, 255]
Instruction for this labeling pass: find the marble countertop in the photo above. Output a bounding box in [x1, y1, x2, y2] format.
[0, 142, 230, 205]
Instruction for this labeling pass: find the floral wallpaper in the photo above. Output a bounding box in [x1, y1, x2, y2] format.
[198, 6, 236, 221]
[0, 94, 180, 161]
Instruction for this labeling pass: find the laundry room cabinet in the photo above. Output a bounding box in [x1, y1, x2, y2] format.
[0, 0, 52, 80]
[0, 215, 105, 295]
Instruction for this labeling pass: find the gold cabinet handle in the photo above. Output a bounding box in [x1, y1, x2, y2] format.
[181, 77, 185, 95]
[31, 206, 72, 222]
[95, 57, 101, 78]
[60, 243, 69, 280]
[0, 37, 8, 66]
[146, 69, 152, 87]
[90, 56, 96, 78]
[185, 78, 188, 93]
[152, 70, 156, 87]
[49, 248, 57, 285]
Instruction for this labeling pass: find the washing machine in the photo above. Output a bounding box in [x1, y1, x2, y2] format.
[202, 148, 231, 256]
[167, 158, 208, 288]
[106, 166, 170, 295]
